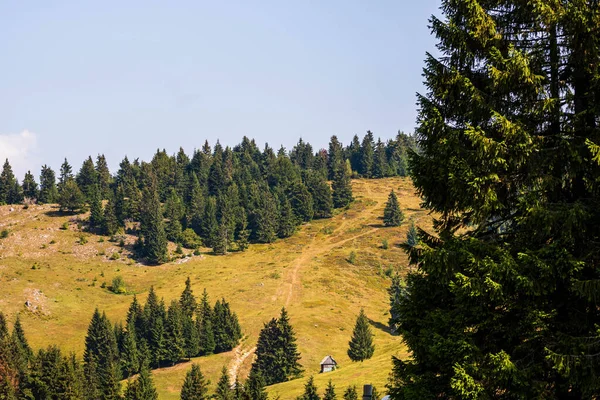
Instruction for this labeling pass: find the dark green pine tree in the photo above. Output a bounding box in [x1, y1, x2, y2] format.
[182, 312, 199, 360]
[244, 369, 268, 400]
[278, 196, 296, 238]
[214, 366, 233, 400]
[201, 196, 218, 248]
[278, 307, 302, 380]
[22, 170, 38, 200]
[96, 154, 112, 199]
[347, 309, 374, 362]
[164, 188, 185, 243]
[187, 173, 205, 235]
[38, 165, 58, 204]
[123, 361, 158, 400]
[88, 184, 105, 232]
[327, 136, 344, 180]
[299, 376, 320, 400]
[83, 309, 122, 399]
[11, 314, 33, 365]
[165, 300, 185, 365]
[28, 345, 85, 400]
[251, 318, 283, 385]
[121, 320, 140, 378]
[0, 159, 16, 204]
[348, 134, 362, 174]
[212, 298, 242, 353]
[331, 160, 353, 208]
[389, 2, 600, 398]
[58, 158, 73, 191]
[213, 224, 229, 255]
[102, 196, 120, 236]
[358, 131, 374, 177]
[180, 364, 209, 400]
[388, 274, 407, 335]
[288, 181, 314, 223]
[306, 171, 333, 219]
[197, 289, 216, 355]
[323, 380, 337, 400]
[179, 277, 197, 318]
[141, 181, 168, 265]
[232, 376, 245, 400]
[372, 138, 388, 178]
[405, 220, 418, 248]
[342, 386, 358, 400]
[76, 156, 98, 199]
[58, 178, 85, 213]
[149, 302, 168, 368]
[382, 190, 403, 227]
[252, 189, 279, 243]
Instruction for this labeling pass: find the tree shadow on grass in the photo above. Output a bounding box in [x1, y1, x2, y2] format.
[368, 318, 391, 334]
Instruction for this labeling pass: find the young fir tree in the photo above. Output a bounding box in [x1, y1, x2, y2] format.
[347, 309, 374, 362]
[38, 165, 58, 204]
[0, 159, 16, 204]
[252, 189, 279, 243]
[165, 300, 185, 365]
[124, 361, 158, 400]
[201, 196, 218, 248]
[382, 190, 403, 227]
[405, 220, 418, 248]
[12, 314, 33, 363]
[179, 277, 197, 318]
[76, 156, 98, 199]
[359, 132, 374, 178]
[22, 170, 38, 200]
[371, 386, 381, 400]
[102, 196, 120, 236]
[180, 364, 209, 400]
[83, 309, 122, 399]
[342, 386, 358, 400]
[372, 138, 388, 178]
[58, 179, 85, 213]
[299, 376, 320, 400]
[140, 182, 168, 264]
[288, 180, 314, 223]
[197, 289, 216, 355]
[390, 2, 600, 398]
[164, 188, 185, 243]
[244, 369, 268, 400]
[306, 171, 333, 219]
[278, 196, 296, 238]
[214, 366, 233, 400]
[212, 298, 242, 353]
[323, 380, 336, 400]
[331, 160, 353, 208]
[121, 320, 140, 378]
[96, 154, 112, 199]
[88, 184, 105, 232]
[388, 274, 407, 335]
[327, 135, 344, 180]
[58, 158, 73, 190]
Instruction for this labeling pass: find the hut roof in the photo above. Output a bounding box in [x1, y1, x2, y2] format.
[320, 355, 337, 366]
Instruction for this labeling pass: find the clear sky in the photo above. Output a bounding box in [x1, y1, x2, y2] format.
[0, 1, 440, 177]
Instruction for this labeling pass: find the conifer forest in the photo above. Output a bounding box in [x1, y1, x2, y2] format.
[2, 1, 600, 399]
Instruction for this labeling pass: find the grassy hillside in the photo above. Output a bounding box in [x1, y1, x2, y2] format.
[0, 177, 430, 399]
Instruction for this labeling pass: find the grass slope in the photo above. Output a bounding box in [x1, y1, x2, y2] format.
[0, 178, 430, 399]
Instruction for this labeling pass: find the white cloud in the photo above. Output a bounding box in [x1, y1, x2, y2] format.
[0, 130, 39, 178]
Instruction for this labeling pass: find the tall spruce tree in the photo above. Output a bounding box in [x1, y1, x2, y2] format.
[323, 380, 336, 400]
[179, 277, 197, 318]
[382, 190, 403, 227]
[405, 220, 418, 248]
[83, 309, 121, 399]
[214, 366, 233, 400]
[39, 165, 58, 204]
[58, 178, 85, 213]
[299, 376, 320, 400]
[358, 132, 374, 177]
[22, 171, 38, 200]
[389, 1, 600, 398]
[165, 300, 185, 365]
[141, 181, 168, 264]
[347, 309, 374, 362]
[76, 156, 98, 199]
[331, 160, 353, 208]
[180, 364, 209, 400]
[0, 159, 16, 204]
[123, 361, 158, 400]
[197, 289, 216, 355]
[88, 184, 104, 231]
[96, 154, 112, 199]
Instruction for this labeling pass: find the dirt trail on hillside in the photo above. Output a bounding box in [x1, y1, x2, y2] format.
[228, 344, 257, 384]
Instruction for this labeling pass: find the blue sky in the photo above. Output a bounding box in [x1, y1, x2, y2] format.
[0, 1, 439, 177]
